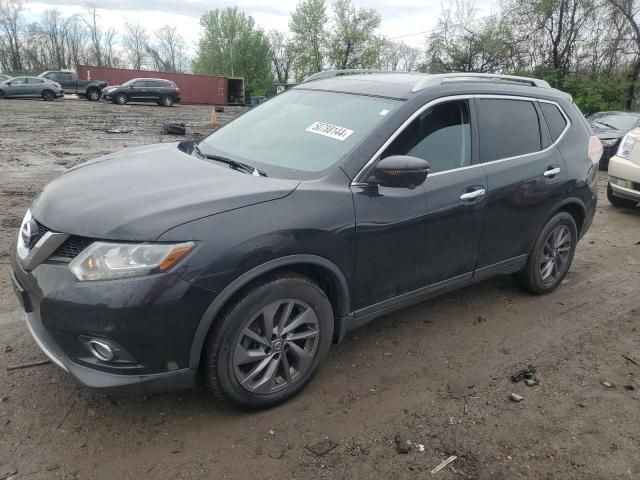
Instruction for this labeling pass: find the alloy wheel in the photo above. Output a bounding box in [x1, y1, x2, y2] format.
[539, 224, 572, 284]
[232, 299, 320, 394]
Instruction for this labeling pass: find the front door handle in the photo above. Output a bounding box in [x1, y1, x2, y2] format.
[544, 167, 561, 178]
[460, 188, 486, 202]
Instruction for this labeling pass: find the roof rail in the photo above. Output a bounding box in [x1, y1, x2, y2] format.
[411, 73, 551, 92]
[301, 69, 405, 84]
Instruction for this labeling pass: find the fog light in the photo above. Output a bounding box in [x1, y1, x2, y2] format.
[87, 339, 115, 362]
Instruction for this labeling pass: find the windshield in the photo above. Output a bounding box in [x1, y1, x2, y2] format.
[122, 79, 136, 87]
[199, 89, 401, 178]
[589, 112, 638, 131]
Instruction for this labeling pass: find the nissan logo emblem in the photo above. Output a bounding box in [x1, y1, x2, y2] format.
[21, 219, 40, 249]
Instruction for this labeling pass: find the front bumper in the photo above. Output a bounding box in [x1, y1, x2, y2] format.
[609, 155, 640, 200]
[10, 246, 214, 395]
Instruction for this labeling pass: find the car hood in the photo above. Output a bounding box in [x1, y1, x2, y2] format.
[592, 127, 625, 139]
[31, 143, 299, 240]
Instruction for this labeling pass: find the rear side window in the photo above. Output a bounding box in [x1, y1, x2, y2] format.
[540, 102, 567, 142]
[477, 99, 542, 162]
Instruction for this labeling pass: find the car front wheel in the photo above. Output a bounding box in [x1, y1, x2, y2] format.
[86, 87, 101, 101]
[512, 212, 577, 294]
[114, 93, 128, 105]
[41, 90, 55, 101]
[203, 273, 334, 409]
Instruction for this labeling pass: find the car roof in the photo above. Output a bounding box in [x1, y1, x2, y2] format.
[295, 70, 566, 101]
[130, 78, 174, 82]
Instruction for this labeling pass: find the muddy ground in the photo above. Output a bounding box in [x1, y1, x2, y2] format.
[0, 97, 639, 480]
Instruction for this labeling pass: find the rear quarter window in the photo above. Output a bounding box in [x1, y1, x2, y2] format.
[477, 99, 542, 162]
[540, 102, 568, 142]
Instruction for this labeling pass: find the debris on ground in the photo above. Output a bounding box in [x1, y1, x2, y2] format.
[394, 433, 412, 454]
[473, 315, 487, 324]
[511, 364, 537, 383]
[525, 378, 538, 387]
[622, 354, 640, 368]
[160, 123, 186, 135]
[0, 463, 17, 480]
[601, 380, 615, 389]
[417, 443, 425, 452]
[6, 359, 51, 371]
[448, 380, 476, 399]
[431, 455, 458, 474]
[510, 393, 524, 402]
[105, 128, 133, 134]
[349, 443, 370, 456]
[624, 385, 636, 391]
[305, 437, 338, 456]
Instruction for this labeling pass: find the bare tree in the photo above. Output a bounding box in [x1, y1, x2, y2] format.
[0, 0, 24, 71]
[607, 0, 640, 107]
[84, 5, 103, 66]
[122, 22, 147, 69]
[268, 29, 296, 83]
[150, 25, 185, 71]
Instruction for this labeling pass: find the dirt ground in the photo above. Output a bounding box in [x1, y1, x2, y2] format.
[1, 97, 639, 480]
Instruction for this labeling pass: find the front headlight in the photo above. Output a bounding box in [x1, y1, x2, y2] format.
[69, 241, 195, 281]
[600, 138, 618, 147]
[617, 132, 637, 159]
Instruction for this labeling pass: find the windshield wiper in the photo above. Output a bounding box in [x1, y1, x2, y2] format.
[193, 145, 267, 177]
[593, 120, 618, 130]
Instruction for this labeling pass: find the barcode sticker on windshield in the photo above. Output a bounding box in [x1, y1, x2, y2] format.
[306, 122, 354, 141]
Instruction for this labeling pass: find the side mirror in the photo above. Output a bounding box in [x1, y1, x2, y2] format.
[373, 155, 430, 188]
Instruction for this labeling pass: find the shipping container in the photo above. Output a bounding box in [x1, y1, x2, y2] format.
[76, 65, 245, 106]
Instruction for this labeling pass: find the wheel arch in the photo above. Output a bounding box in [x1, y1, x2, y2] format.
[188, 254, 351, 368]
[549, 197, 587, 237]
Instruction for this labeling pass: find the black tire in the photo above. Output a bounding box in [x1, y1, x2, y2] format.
[114, 93, 128, 105]
[203, 273, 334, 409]
[607, 183, 638, 208]
[160, 95, 174, 107]
[41, 90, 55, 101]
[512, 212, 577, 295]
[86, 87, 101, 101]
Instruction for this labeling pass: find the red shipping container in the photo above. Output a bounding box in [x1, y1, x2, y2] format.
[76, 65, 244, 106]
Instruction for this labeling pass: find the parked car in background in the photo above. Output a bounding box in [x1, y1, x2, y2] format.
[0, 74, 11, 82]
[0, 76, 63, 101]
[607, 128, 640, 208]
[101, 78, 181, 106]
[11, 71, 599, 409]
[588, 111, 640, 170]
[38, 71, 107, 101]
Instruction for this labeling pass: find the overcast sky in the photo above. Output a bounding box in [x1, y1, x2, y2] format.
[25, 0, 495, 53]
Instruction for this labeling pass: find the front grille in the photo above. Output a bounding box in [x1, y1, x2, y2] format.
[35, 220, 94, 261]
[51, 236, 94, 259]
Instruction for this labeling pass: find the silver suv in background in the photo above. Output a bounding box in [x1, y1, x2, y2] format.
[0, 76, 64, 101]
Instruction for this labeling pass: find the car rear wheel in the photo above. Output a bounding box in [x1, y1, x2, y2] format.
[161, 95, 174, 107]
[203, 273, 334, 409]
[114, 93, 128, 105]
[607, 183, 638, 208]
[41, 90, 55, 101]
[512, 212, 577, 295]
[86, 87, 101, 101]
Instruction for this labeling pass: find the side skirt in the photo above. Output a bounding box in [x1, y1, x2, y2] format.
[338, 254, 527, 339]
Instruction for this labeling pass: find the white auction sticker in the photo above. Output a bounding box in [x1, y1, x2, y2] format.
[306, 122, 354, 141]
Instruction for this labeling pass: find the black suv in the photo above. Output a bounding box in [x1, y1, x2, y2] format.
[11, 71, 600, 409]
[101, 78, 180, 106]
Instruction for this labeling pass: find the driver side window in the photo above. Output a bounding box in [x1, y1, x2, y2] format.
[382, 100, 472, 174]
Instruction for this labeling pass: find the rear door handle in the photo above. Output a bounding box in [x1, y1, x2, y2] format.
[460, 188, 486, 202]
[544, 167, 561, 178]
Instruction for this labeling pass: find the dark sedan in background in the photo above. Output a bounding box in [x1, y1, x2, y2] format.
[588, 111, 640, 170]
[101, 78, 181, 107]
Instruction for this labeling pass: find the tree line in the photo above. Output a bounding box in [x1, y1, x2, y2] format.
[0, 1, 188, 74]
[3, 0, 640, 112]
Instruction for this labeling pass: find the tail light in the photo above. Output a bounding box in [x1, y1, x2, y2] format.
[588, 135, 603, 165]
